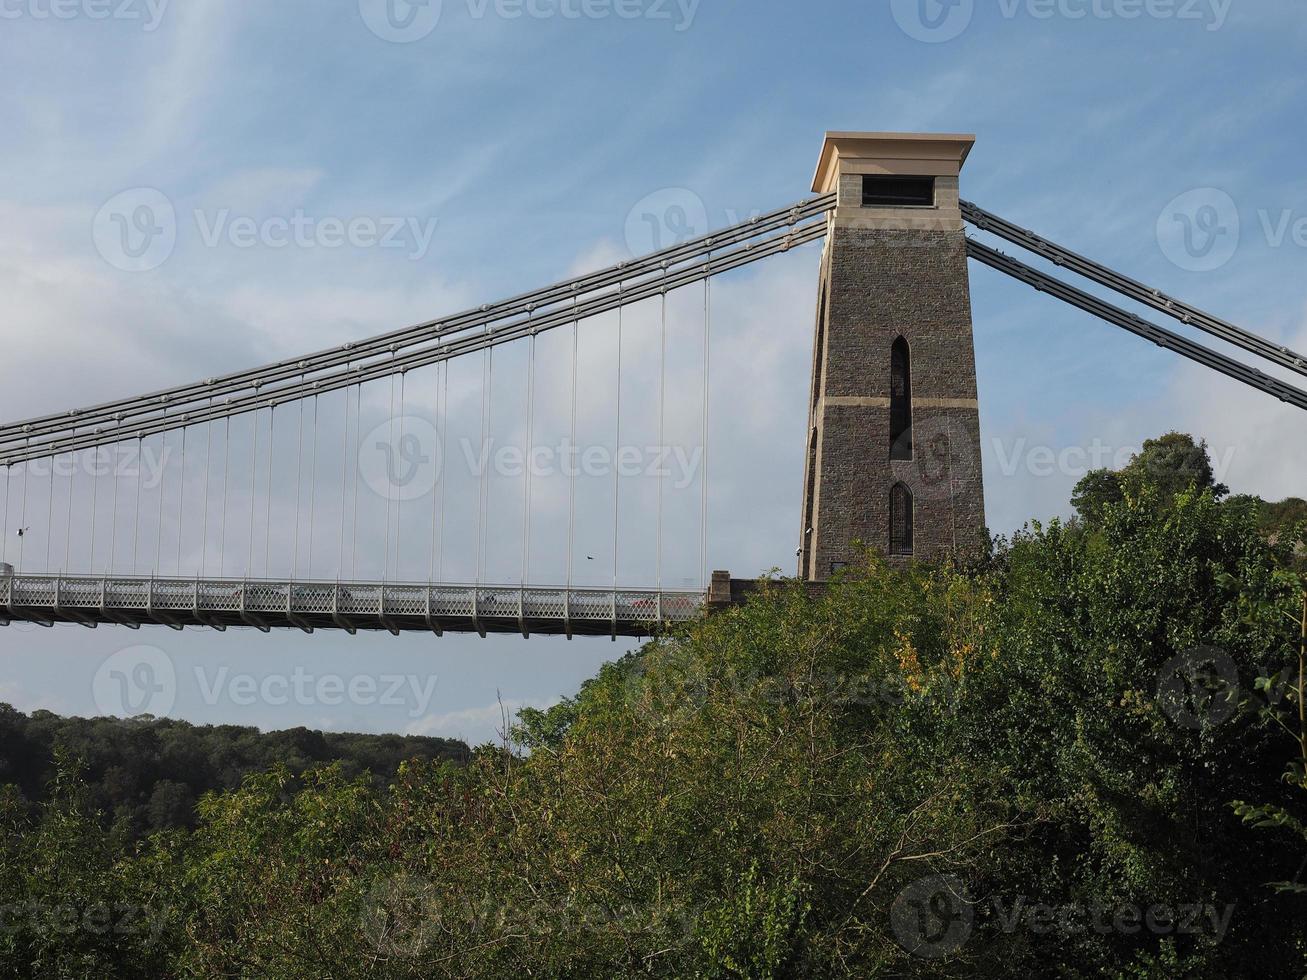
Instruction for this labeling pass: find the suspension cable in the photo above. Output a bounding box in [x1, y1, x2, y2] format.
[307, 394, 319, 578]
[521, 324, 536, 586]
[88, 454, 99, 572]
[962, 200, 1307, 379]
[17, 442, 28, 571]
[391, 378, 403, 580]
[968, 240, 1307, 412]
[109, 422, 122, 573]
[657, 264, 667, 593]
[1, 220, 829, 467]
[475, 343, 492, 585]
[200, 407, 212, 577]
[338, 381, 351, 579]
[0, 196, 835, 451]
[176, 425, 187, 574]
[247, 411, 259, 577]
[90, 446, 100, 574]
[292, 392, 305, 578]
[133, 435, 144, 575]
[485, 348, 494, 582]
[429, 362, 442, 583]
[45, 456, 55, 572]
[153, 431, 166, 575]
[384, 367, 396, 581]
[66, 454, 76, 572]
[701, 261, 711, 590]
[612, 282, 623, 591]
[436, 363, 449, 583]
[351, 383, 363, 580]
[264, 405, 276, 577]
[219, 418, 230, 578]
[1, 465, 9, 566]
[566, 297, 579, 590]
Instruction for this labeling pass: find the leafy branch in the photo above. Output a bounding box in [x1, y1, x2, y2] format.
[1233, 585, 1307, 895]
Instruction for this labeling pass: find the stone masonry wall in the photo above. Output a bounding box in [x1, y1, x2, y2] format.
[800, 221, 987, 577]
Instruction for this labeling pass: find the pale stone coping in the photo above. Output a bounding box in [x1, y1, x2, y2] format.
[823, 396, 890, 408]
[821, 396, 979, 410]
[829, 210, 965, 232]
[813, 131, 976, 194]
[916, 398, 980, 409]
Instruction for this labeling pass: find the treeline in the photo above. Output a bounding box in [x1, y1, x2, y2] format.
[1, 432, 1305, 977]
[1071, 431, 1305, 555]
[0, 708, 469, 836]
[1260, 495, 1307, 539]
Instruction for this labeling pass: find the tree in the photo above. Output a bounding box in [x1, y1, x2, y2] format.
[1073, 432, 1228, 524]
[1234, 580, 1307, 900]
[1070, 467, 1123, 523]
[146, 781, 196, 831]
[0, 710, 469, 838]
[5, 431, 1307, 976]
[1121, 431, 1228, 499]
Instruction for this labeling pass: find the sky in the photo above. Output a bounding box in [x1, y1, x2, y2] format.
[0, 0, 1304, 745]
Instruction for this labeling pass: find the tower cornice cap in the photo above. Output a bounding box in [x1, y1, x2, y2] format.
[812, 131, 976, 193]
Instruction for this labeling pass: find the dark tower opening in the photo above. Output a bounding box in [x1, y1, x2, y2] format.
[890, 336, 912, 460]
[862, 175, 936, 208]
[890, 483, 914, 556]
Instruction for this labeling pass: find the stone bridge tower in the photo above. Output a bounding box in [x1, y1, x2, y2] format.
[799, 132, 987, 579]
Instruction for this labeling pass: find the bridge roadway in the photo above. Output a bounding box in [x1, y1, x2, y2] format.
[0, 572, 706, 638]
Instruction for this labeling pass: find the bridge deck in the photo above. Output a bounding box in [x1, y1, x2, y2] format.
[0, 574, 705, 638]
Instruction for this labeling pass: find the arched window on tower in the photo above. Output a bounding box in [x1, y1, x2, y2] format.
[890, 483, 914, 556]
[890, 337, 912, 460]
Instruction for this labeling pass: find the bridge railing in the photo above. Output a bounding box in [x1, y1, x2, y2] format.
[0, 571, 705, 639]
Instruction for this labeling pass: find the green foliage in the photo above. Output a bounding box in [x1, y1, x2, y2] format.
[0, 750, 174, 978]
[1070, 467, 1125, 524]
[1072, 432, 1229, 526]
[694, 863, 810, 978]
[1122, 432, 1229, 500]
[2, 431, 1307, 976]
[1232, 585, 1307, 898]
[0, 707, 468, 837]
[1259, 497, 1307, 537]
[971, 486, 1305, 974]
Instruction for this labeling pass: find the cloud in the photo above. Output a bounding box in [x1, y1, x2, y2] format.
[198, 168, 326, 216]
[135, 0, 238, 165]
[0, 680, 72, 717]
[1160, 314, 1307, 502]
[3, 0, 1305, 744]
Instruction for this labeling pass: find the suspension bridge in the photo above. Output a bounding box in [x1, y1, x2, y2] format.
[1, 132, 1302, 638]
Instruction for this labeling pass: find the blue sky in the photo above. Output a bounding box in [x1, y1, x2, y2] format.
[1, 0, 1305, 744]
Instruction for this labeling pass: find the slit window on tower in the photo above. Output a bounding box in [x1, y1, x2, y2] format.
[862, 175, 936, 208]
[890, 483, 914, 557]
[890, 336, 912, 460]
